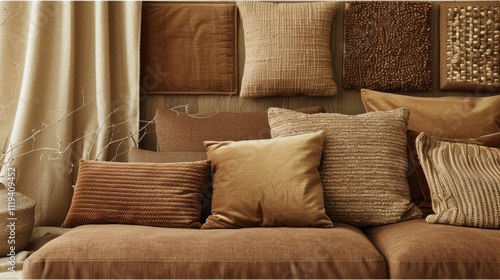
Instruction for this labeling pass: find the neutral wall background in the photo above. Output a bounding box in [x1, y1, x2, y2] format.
[140, 2, 488, 150]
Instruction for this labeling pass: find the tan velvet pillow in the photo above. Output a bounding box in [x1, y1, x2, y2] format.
[62, 160, 210, 229]
[237, 1, 338, 98]
[416, 133, 500, 229]
[407, 130, 500, 216]
[155, 106, 325, 152]
[202, 131, 333, 229]
[361, 88, 500, 138]
[268, 107, 421, 226]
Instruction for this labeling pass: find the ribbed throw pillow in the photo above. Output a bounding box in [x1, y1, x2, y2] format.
[416, 133, 500, 229]
[237, 1, 338, 98]
[268, 107, 421, 226]
[62, 160, 210, 228]
[407, 130, 500, 215]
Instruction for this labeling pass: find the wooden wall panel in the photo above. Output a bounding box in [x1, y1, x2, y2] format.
[140, 2, 483, 150]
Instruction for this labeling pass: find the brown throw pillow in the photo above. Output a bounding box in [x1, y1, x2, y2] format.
[237, 1, 338, 98]
[155, 106, 325, 152]
[268, 107, 421, 226]
[407, 130, 500, 216]
[202, 131, 333, 229]
[127, 148, 212, 224]
[416, 133, 500, 229]
[361, 88, 500, 138]
[62, 160, 210, 229]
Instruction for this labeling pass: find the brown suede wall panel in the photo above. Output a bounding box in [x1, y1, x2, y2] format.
[343, 2, 432, 91]
[140, 3, 237, 94]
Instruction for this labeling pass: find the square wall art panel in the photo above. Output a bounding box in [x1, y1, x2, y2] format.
[140, 3, 237, 95]
[343, 2, 432, 92]
[440, 2, 500, 92]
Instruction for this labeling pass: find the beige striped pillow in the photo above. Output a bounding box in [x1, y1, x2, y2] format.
[416, 133, 500, 229]
[268, 107, 422, 226]
[62, 160, 210, 228]
[237, 1, 338, 98]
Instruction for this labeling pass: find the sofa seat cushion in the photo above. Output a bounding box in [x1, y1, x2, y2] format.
[365, 219, 500, 279]
[23, 223, 386, 279]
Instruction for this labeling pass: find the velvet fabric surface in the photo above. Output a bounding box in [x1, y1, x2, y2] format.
[365, 219, 500, 279]
[203, 131, 332, 229]
[155, 106, 325, 152]
[23, 224, 387, 279]
[361, 89, 500, 138]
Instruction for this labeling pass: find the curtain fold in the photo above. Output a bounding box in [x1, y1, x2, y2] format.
[0, 2, 141, 226]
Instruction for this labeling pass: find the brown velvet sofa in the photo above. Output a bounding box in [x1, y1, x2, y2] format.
[22, 102, 500, 279]
[22, 219, 500, 279]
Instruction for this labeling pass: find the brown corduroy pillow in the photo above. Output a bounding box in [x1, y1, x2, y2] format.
[62, 160, 210, 229]
[416, 133, 500, 229]
[237, 1, 338, 98]
[127, 148, 213, 224]
[268, 107, 422, 226]
[202, 131, 333, 229]
[155, 106, 325, 152]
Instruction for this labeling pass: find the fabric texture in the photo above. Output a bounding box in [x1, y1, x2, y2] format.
[128, 148, 207, 163]
[343, 2, 432, 91]
[202, 131, 333, 229]
[365, 219, 500, 279]
[23, 224, 387, 279]
[237, 1, 338, 98]
[268, 107, 421, 226]
[127, 148, 212, 224]
[155, 106, 325, 152]
[141, 3, 237, 94]
[361, 88, 500, 138]
[407, 130, 500, 215]
[0, 187, 35, 255]
[416, 133, 500, 229]
[62, 160, 210, 229]
[440, 2, 500, 92]
[0, 2, 141, 226]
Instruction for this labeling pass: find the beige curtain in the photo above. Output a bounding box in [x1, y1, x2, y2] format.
[0, 2, 141, 226]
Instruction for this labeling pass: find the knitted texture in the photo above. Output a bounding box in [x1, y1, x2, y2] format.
[0, 187, 35, 255]
[237, 1, 338, 98]
[268, 107, 422, 226]
[416, 133, 500, 229]
[62, 160, 210, 228]
[344, 2, 432, 91]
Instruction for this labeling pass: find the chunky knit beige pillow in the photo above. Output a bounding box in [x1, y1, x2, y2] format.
[268, 107, 422, 226]
[237, 1, 338, 98]
[416, 133, 500, 229]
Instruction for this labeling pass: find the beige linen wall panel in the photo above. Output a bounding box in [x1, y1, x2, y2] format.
[140, 2, 481, 151]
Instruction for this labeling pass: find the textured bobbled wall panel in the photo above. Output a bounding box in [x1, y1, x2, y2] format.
[440, 2, 500, 92]
[343, 2, 432, 91]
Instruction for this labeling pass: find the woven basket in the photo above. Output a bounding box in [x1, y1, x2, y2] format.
[0, 185, 36, 256]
